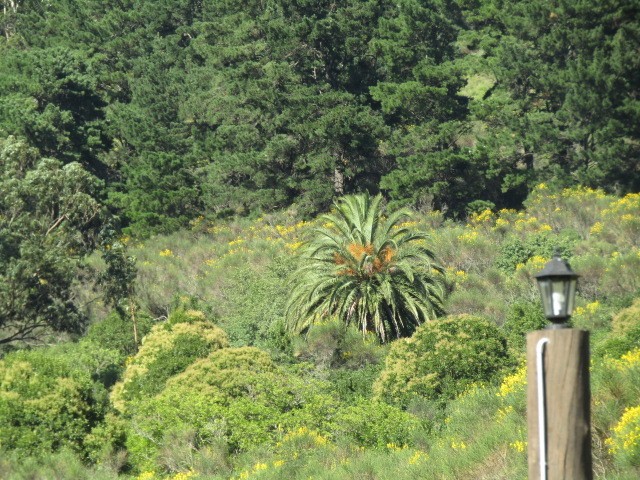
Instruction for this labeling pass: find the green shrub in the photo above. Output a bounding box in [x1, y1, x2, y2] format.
[292, 319, 386, 402]
[85, 311, 154, 361]
[595, 325, 640, 360]
[373, 315, 510, 407]
[0, 347, 110, 458]
[592, 299, 640, 359]
[612, 298, 640, 335]
[330, 398, 425, 447]
[496, 232, 576, 272]
[327, 365, 383, 403]
[57, 339, 124, 389]
[217, 256, 292, 349]
[293, 318, 385, 370]
[110, 309, 229, 410]
[496, 239, 532, 272]
[502, 301, 547, 352]
[83, 412, 128, 468]
[125, 347, 337, 473]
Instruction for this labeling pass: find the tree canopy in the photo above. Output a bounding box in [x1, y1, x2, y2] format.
[2, 0, 636, 237]
[0, 136, 103, 345]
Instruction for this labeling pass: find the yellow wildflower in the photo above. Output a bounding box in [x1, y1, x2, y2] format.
[451, 440, 467, 450]
[285, 241, 303, 251]
[171, 471, 196, 480]
[590, 222, 604, 235]
[607, 405, 640, 457]
[136, 472, 156, 480]
[585, 301, 600, 314]
[457, 230, 479, 243]
[610, 349, 640, 371]
[510, 440, 527, 453]
[497, 366, 527, 397]
[253, 463, 268, 472]
[497, 405, 514, 420]
[408, 450, 427, 465]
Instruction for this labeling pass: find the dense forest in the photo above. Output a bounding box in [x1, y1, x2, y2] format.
[1, 1, 640, 479]
[2, 0, 640, 231]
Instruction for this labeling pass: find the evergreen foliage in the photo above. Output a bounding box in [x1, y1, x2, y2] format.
[0, 136, 103, 345]
[125, 346, 337, 472]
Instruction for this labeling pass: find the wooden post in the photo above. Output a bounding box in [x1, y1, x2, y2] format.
[527, 329, 592, 480]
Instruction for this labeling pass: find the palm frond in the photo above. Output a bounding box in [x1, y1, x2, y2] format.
[284, 193, 445, 342]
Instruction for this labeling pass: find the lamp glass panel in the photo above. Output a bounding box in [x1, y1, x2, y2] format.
[551, 280, 568, 317]
[537, 278, 553, 318]
[566, 278, 577, 316]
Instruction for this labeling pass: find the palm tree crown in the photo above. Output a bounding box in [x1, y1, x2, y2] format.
[285, 193, 445, 342]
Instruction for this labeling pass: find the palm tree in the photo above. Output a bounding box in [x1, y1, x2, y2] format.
[285, 193, 445, 342]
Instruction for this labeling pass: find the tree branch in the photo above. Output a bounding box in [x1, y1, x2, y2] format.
[46, 214, 68, 236]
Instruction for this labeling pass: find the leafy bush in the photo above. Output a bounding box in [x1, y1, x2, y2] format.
[327, 365, 384, 403]
[110, 309, 229, 410]
[330, 398, 425, 447]
[0, 448, 119, 480]
[293, 319, 386, 402]
[612, 298, 640, 335]
[293, 318, 385, 370]
[0, 346, 111, 458]
[216, 255, 292, 350]
[502, 301, 547, 352]
[85, 311, 155, 360]
[593, 299, 640, 359]
[374, 315, 510, 407]
[496, 232, 576, 272]
[125, 347, 337, 473]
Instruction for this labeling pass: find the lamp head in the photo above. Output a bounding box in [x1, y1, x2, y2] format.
[534, 253, 579, 328]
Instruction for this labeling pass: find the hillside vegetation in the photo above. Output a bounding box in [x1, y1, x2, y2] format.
[0, 185, 639, 479]
[2, 0, 639, 347]
[2, 1, 640, 478]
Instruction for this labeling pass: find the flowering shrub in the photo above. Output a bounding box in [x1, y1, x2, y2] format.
[373, 315, 510, 407]
[600, 194, 640, 247]
[0, 346, 112, 457]
[606, 405, 640, 466]
[329, 398, 423, 447]
[125, 347, 337, 473]
[524, 184, 608, 237]
[110, 309, 229, 410]
[497, 365, 527, 399]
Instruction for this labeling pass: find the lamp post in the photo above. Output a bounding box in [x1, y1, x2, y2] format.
[527, 254, 592, 480]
